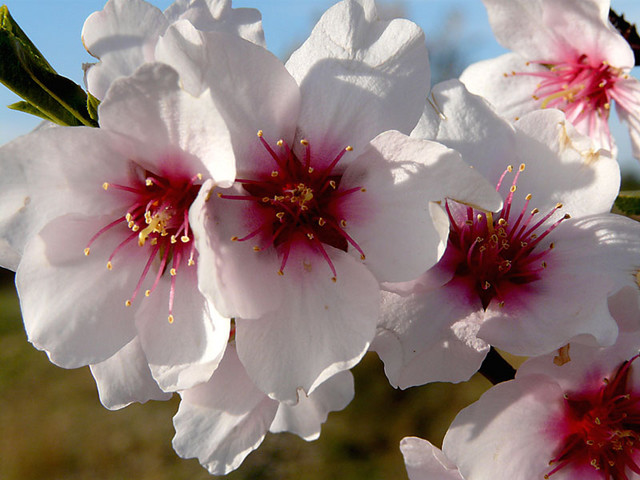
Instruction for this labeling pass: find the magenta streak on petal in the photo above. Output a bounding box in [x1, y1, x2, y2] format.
[219, 131, 367, 280]
[84, 164, 202, 323]
[445, 164, 570, 309]
[545, 355, 640, 479]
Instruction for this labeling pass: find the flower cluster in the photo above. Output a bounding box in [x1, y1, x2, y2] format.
[0, 0, 640, 477]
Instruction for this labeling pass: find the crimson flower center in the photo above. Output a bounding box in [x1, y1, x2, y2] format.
[446, 164, 569, 309]
[512, 54, 628, 137]
[84, 165, 202, 322]
[546, 355, 640, 479]
[219, 131, 367, 281]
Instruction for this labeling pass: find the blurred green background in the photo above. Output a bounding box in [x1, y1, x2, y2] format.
[0, 267, 491, 480]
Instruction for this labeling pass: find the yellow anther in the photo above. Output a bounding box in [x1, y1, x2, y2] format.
[498, 301, 505, 308]
[277, 269, 284, 276]
[145, 290, 151, 297]
[340, 219, 347, 228]
[549, 242, 555, 249]
[125, 300, 132, 307]
[556, 203, 563, 209]
[84, 247, 90, 256]
[510, 185, 517, 193]
[217, 192, 223, 198]
[519, 163, 525, 171]
[329, 180, 337, 189]
[271, 170, 279, 177]
[308, 167, 314, 174]
[507, 165, 513, 172]
[307, 233, 314, 240]
[188, 258, 195, 266]
[126, 213, 132, 222]
[276, 212, 285, 219]
[498, 218, 507, 226]
[196, 173, 203, 180]
[257, 130, 263, 137]
[231, 236, 239, 241]
[531, 208, 539, 214]
[563, 213, 571, 219]
[331, 277, 337, 283]
[300, 139, 309, 146]
[171, 235, 177, 244]
[168, 315, 174, 324]
[345, 146, 353, 151]
[360, 254, 366, 260]
[361, 188, 367, 192]
[262, 197, 270, 203]
[132, 224, 139, 232]
[277, 139, 284, 146]
[170, 268, 177, 276]
[107, 261, 113, 270]
[525, 194, 532, 200]
[146, 178, 153, 186]
[318, 218, 326, 226]
[253, 246, 261, 252]
[181, 236, 190, 243]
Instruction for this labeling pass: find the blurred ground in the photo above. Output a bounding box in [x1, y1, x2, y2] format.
[0, 268, 489, 480]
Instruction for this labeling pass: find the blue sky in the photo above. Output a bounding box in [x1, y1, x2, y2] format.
[1, 0, 639, 173]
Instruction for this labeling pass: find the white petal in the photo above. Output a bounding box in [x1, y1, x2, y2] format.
[90, 337, 172, 410]
[372, 282, 488, 388]
[190, 180, 286, 320]
[339, 131, 501, 282]
[135, 267, 230, 392]
[17, 214, 139, 367]
[459, 53, 546, 124]
[98, 62, 236, 185]
[614, 78, 640, 161]
[285, 0, 430, 158]
[82, 0, 168, 99]
[400, 437, 463, 480]
[270, 370, 354, 441]
[236, 245, 380, 404]
[164, 0, 265, 47]
[443, 375, 566, 480]
[172, 345, 277, 476]
[156, 23, 300, 175]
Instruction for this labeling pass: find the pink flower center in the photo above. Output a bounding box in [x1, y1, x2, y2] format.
[513, 54, 628, 139]
[219, 131, 366, 281]
[446, 164, 569, 309]
[546, 355, 640, 479]
[84, 164, 202, 323]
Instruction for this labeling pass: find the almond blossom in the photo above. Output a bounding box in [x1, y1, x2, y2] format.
[2, 62, 234, 392]
[82, 0, 264, 100]
[372, 80, 640, 388]
[443, 333, 640, 480]
[460, 0, 640, 159]
[151, 1, 502, 404]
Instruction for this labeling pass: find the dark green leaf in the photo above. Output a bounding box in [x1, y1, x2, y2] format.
[7, 100, 56, 122]
[0, 6, 98, 127]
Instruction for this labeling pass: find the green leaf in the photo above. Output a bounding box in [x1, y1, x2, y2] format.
[8, 100, 56, 123]
[87, 92, 100, 122]
[0, 6, 98, 127]
[614, 191, 640, 216]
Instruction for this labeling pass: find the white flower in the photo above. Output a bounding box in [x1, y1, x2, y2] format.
[460, 0, 640, 159]
[4, 63, 234, 392]
[443, 333, 640, 480]
[82, 0, 265, 100]
[401, 437, 465, 480]
[373, 80, 640, 388]
[154, 0, 502, 404]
